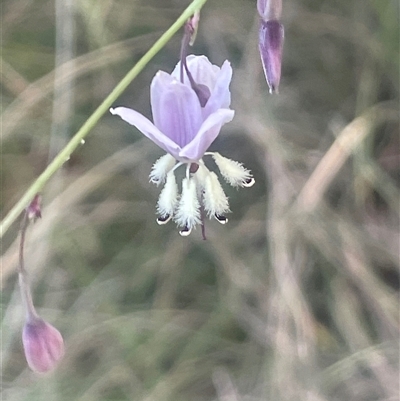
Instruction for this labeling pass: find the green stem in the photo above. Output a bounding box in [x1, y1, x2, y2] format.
[0, 0, 208, 238]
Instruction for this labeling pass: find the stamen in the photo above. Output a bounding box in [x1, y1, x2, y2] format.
[203, 172, 230, 217]
[211, 152, 254, 188]
[149, 154, 176, 186]
[156, 171, 178, 222]
[174, 178, 201, 231]
[192, 163, 209, 191]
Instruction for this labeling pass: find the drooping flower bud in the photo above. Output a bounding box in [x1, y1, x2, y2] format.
[259, 19, 284, 94]
[22, 316, 65, 373]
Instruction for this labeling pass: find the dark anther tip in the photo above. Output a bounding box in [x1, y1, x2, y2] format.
[243, 177, 255, 187]
[156, 214, 171, 225]
[179, 225, 192, 236]
[215, 214, 228, 225]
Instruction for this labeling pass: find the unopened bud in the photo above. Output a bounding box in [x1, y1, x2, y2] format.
[26, 194, 42, 221]
[259, 19, 284, 94]
[22, 317, 64, 373]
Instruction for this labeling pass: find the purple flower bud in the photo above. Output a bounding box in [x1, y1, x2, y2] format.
[259, 19, 284, 94]
[26, 194, 42, 221]
[22, 317, 64, 373]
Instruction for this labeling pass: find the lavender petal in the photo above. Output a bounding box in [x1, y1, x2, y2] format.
[179, 109, 235, 161]
[172, 55, 219, 91]
[110, 107, 181, 158]
[203, 60, 232, 118]
[155, 81, 203, 147]
[150, 71, 175, 132]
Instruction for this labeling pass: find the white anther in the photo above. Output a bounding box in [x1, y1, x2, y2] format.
[156, 171, 178, 220]
[149, 154, 176, 186]
[174, 178, 201, 230]
[203, 172, 230, 218]
[211, 153, 254, 187]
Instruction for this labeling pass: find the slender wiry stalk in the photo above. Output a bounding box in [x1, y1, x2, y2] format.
[18, 212, 38, 320]
[200, 206, 207, 241]
[0, 0, 209, 238]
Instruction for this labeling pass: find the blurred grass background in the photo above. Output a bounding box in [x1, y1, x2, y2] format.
[1, 0, 399, 400]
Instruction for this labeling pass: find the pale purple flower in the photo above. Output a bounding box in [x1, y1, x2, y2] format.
[22, 316, 65, 373]
[111, 55, 234, 163]
[110, 55, 254, 236]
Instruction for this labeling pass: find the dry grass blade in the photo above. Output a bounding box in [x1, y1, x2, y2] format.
[296, 102, 398, 213]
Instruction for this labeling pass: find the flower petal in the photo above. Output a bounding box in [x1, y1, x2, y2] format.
[171, 55, 219, 90]
[179, 109, 234, 161]
[154, 81, 203, 148]
[186, 55, 219, 89]
[110, 107, 181, 158]
[150, 71, 175, 132]
[203, 60, 232, 118]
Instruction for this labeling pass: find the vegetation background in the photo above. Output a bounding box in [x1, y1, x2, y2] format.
[1, 0, 399, 400]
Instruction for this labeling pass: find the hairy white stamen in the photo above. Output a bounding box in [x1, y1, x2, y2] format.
[149, 154, 176, 186]
[203, 172, 230, 218]
[174, 178, 201, 231]
[211, 152, 254, 187]
[193, 163, 209, 193]
[156, 171, 178, 220]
